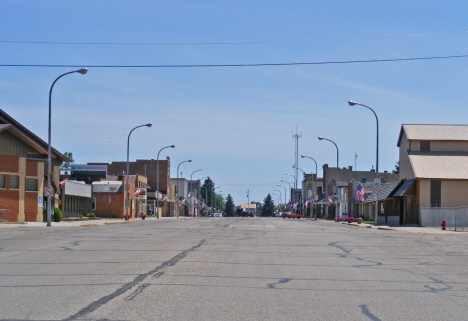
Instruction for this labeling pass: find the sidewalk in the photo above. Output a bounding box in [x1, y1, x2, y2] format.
[343, 221, 457, 234]
[0, 216, 185, 228]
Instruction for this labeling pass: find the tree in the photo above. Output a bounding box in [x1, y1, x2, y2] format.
[392, 161, 400, 174]
[60, 151, 75, 171]
[201, 177, 214, 207]
[262, 194, 275, 217]
[225, 194, 235, 216]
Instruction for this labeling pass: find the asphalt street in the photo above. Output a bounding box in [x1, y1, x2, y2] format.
[1, 218, 467, 321]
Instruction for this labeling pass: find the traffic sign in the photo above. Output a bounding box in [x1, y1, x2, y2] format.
[374, 187, 381, 194]
[44, 187, 54, 197]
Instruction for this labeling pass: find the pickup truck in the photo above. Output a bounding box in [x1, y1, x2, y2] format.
[282, 212, 302, 219]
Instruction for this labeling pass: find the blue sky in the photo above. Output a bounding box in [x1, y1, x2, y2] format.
[1, 1, 468, 205]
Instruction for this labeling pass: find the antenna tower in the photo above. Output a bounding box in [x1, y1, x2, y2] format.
[292, 126, 302, 189]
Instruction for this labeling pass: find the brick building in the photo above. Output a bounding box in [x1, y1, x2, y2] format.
[89, 159, 170, 217]
[92, 175, 147, 219]
[0, 109, 68, 222]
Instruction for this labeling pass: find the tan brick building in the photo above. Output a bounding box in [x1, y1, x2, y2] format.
[0, 109, 68, 222]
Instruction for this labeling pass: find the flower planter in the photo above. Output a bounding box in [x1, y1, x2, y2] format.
[357, 218, 362, 224]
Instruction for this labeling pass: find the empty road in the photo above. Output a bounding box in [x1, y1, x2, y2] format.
[1, 218, 467, 320]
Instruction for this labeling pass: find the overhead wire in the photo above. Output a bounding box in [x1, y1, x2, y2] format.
[1, 54, 468, 68]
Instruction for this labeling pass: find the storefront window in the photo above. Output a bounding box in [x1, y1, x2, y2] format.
[10, 175, 19, 189]
[0, 175, 4, 188]
[25, 178, 38, 191]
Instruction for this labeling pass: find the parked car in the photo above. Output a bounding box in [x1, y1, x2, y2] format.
[213, 213, 223, 218]
[274, 212, 282, 217]
[282, 212, 302, 219]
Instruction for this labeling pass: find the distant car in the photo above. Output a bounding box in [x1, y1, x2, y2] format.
[275, 212, 283, 217]
[282, 212, 302, 219]
[213, 213, 223, 217]
[238, 211, 255, 217]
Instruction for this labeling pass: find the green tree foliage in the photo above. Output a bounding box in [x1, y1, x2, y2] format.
[60, 151, 75, 171]
[392, 161, 400, 174]
[262, 194, 275, 217]
[214, 193, 225, 212]
[201, 177, 214, 207]
[225, 194, 235, 216]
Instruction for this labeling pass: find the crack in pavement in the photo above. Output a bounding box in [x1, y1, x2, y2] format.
[63, 238, 206, 321]
[60, 241, 81, 251]
[267, 278, 292, 289]
[424, 276, 453, 293]
[124, 284, 149, 301]
[328, 242, 352, 258]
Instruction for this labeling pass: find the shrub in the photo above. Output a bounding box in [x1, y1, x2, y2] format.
[78, 214, 84, 219]
[344, 217, 355, 223]
[54, 207, 62, 222]
[86, 213, 95, 218]
[335, 216, 342, 222]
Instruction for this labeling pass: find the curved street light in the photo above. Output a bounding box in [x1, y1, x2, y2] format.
[125, 123, 152, 220]
[301, 155, 318, 220]
[273, 189, 282, 206]
[349, 100, 379, 225]
[277, 184, 287, 205]
[47, 68, 88, 226]
[281, 179, 293, 203]
[156, 144, 175, 218]
[176, 160, 192, 217]
[318, 136, 339, 220]
[286, 173, 297, 189]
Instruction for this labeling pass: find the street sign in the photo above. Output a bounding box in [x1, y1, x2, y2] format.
[373, 178, 381, 187]
[44, 187, 54, 197]
[374, 187, 381, 194]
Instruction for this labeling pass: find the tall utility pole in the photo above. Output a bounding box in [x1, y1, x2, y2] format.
[292, 126, 302, 189]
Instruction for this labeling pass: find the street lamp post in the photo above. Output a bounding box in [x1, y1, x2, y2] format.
[47, 68, 88, 227]
[273, 189, 282, 208]
[272, 193, 280, 209]
[199, 176, 208, 216]
[190, 169, 203, 216]
[156, 145, 175, 218]
[176, 160, 192, 217]
[277, 184, 287, 205]
[293, 166, 306, 217]
[301, 155, 318, 220]
[348, 100, 379, 225]
[286, 173, 297, 190]
[281, 179, 293, 204]
[126, 123, 153, 220]
[318, 136, 339, 220]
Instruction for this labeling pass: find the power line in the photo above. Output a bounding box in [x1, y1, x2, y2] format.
[2, 54, 468, 68]
[1, 31, 467, 46]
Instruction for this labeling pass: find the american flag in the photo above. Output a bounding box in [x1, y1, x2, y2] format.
[59, 178, 68, 186]
[293, 202, 298, 209]
[163, 195, 168, 201]
[304, 199, 310, 207]
[354, 184, 366, 202]
[327, 196, 333, 203]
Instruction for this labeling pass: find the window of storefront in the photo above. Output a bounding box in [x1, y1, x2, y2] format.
[0, 174, 4, 188]
[25, 178, 38, 191]
[10, 175, 19, 189]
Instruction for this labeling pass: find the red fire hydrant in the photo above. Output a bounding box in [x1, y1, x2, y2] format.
[442, 220, 446, 230]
